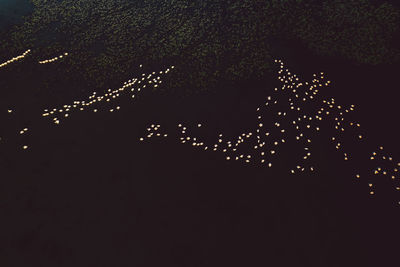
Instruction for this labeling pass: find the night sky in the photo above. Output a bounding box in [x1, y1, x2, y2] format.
[1, 1, 400, 266]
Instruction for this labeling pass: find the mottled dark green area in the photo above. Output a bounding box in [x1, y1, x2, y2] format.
[0, 0, 399, 96]
[0, 0, 33, 30]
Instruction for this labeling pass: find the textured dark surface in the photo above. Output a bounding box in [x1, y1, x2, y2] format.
[1, 1, 400, 266]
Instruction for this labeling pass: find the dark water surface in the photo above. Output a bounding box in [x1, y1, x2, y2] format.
[1, 2, 400, 267]
[0, 0, 33, 31]
[2, 59, 400, 267]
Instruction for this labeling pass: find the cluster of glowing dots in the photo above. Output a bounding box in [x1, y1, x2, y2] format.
[1, 51, 174, 149]
[363, 146, 400, 196]
[1, 110, 29, 149]
[38, 52, 69, 64]
[139, 124, 168, 141]
[41, 65, 175, 124]
[21, 128, 29, 150]
[0, 49, 31, 68]
[139, 59, 400, 203]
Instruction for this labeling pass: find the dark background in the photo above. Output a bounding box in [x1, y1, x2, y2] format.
[1, 1, 400, 266]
